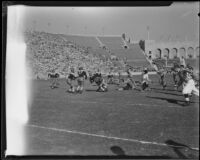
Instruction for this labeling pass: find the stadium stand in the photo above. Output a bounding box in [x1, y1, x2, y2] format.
[25, 31, 154, 78]
[152, 59, 166, 69]
[25, 31, 120, 79]
[98, 36, 152, 70]
[166, 58, 180, 67]
[61, 35, 100, 50]
[98, 36, 124, 50]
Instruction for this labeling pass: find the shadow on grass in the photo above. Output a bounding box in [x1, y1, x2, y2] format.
[110, 145, 126, 156]
[165, 140, 199, 159]
[151, 87, 178, 92]
[154, 90, 183, 97]
[146, 96, 198, 105]
[110, 145, 172, 158]
[85, 89, 97, 92]
[146, 96, 184, 106]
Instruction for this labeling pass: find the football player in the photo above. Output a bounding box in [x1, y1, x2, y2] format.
[76, 67, 87, 94]
[182, 69, 199, 106]
[66, 67, 77, 93]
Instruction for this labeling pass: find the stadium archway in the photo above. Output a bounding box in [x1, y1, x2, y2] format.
[195, 47, 199, 58]
[155, 48, 162, 59]
[171, 48, 178, 59]
[179, 47, 186, 58]
[163, 48, 170, 59]
[187, 47, 194, 59]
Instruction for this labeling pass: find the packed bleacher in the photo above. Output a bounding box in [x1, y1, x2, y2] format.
[24, 30, 158, 79]
[61, 35, 100, 50]
[26, 29, 199, 79]
[25, 31, 127, 79]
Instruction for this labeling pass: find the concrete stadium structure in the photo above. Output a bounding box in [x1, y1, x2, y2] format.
[145, 40, 199, 59]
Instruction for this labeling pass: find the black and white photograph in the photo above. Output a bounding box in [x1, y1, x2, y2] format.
[4, 1, 199, 158]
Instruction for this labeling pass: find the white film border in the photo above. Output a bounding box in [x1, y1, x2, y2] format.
[6, 5, 31, 155]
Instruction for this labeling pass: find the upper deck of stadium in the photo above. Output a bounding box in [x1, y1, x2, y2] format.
[59, 34, 150, 67]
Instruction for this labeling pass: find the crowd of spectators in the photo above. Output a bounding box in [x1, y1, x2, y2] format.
[25, 30, 126, 79]
[25, 31, 162, 79]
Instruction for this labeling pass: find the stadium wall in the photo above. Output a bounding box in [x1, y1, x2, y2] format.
[145, 40, 199, 60]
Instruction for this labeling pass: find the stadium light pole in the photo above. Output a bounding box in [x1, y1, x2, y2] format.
[84, 26, 87, 35]
[102, 27, 105, 36]
[66, 25, 69, 34]
[33, 20, 37, 31]
[185, 35, 188, 42]
[47, 22, 51, 33]
[147, 26, 150, 41]
[168, 35, 170, 42]
[160, 35, 164, 41]
[176, 35, 180, 42]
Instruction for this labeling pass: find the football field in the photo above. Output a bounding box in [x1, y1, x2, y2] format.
[25, 75, 199, 158]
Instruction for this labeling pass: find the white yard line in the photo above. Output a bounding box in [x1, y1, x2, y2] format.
[35, 98, 184, 108]
[27, 124, 199, 151]
[70, 101, 181, 108]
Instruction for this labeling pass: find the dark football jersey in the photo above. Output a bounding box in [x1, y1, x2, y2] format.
[68, 73, 76, 80]
[95, 73, 102, 77]
[78, 70, 87, 79]
[178, 70, 185, 81]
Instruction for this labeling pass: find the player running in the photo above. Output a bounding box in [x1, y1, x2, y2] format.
[48, 72, 60, 89]
[171, 63, 180, 87]
[66, 67, 77, 93]
[152, 62, 167, 90]
[76, 67, 88, 94]
[175, 65, 185, 91]
[107, 71, 114, 84]
[157, 68, 167, 90]
[182, 68, 199, 106]
[141, 68, 151, 91]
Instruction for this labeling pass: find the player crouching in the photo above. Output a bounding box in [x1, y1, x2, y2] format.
[117, 69, 137, 91]
[182, 68, 199, 106]
[89, 72, 108, 92]
[97, 78, 108, 92]
[117, 78, 135, 91]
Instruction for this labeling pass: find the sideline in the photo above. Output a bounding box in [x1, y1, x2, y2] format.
[27, 124, 199, 151]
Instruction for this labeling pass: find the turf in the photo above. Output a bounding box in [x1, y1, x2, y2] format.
[25, 74, 199, 158]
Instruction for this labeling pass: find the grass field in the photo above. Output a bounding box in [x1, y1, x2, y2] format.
[25, 74, 199, 158]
